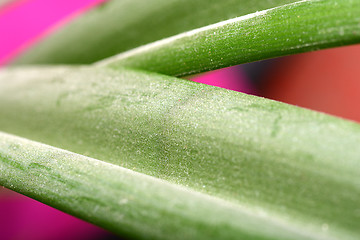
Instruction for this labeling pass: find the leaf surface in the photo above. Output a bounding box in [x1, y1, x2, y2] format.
[98, 0, 360, 76]
[0, 131, 335, 240]
[0, 66, 359, 239]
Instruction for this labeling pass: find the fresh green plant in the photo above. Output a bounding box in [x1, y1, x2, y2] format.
[1, 0, 360, 239]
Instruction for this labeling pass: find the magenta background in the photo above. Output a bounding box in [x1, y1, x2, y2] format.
[0, 0, 106, 65]
[0, 188, 110, 240]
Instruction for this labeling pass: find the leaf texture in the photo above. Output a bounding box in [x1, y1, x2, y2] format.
[98, 0, 360, 76]
[0, 66, 359, 239]
[0, 131, 338, 240]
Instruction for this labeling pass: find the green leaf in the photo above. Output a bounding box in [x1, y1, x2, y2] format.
[1, 66, 359, 239]
[98, 0, 360, 76]
[0, 132, 334, 240]
[13, 0, 299, 64]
